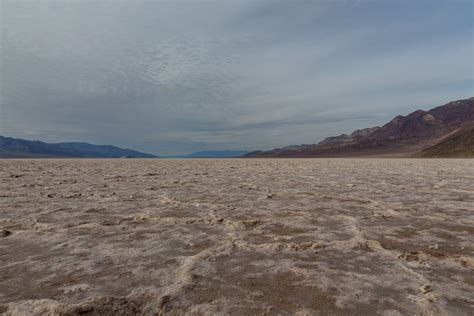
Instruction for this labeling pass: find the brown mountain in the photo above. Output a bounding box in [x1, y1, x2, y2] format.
[245, 97, 474, 158]
[419, 125, 474, 158]
[317, 127, 381, 148]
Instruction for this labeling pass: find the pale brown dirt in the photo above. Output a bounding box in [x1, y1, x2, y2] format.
[0, 158, 473, 315]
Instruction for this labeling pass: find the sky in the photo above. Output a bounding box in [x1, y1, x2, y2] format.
[1, 0, 473, 155]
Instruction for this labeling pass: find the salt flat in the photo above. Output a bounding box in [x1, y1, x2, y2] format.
[0, 159, 473, 315]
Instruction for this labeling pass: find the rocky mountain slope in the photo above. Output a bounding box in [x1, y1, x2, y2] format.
[419, 125, 474, 158]
[245, 97, 474, 158]
[0, 136, 157, 158]
[317, 127, 381, 147]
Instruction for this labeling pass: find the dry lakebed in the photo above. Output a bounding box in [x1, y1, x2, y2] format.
[0, 158, 473, 315]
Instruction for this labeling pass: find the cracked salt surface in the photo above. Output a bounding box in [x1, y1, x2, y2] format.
[0, 158, 473, 315]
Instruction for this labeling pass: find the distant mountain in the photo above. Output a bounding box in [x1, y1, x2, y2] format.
[245, 97, 474, 158]
[0, 136, 157, 158]
[162, 150, 249, 158]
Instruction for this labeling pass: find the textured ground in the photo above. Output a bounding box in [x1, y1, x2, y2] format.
[0, 158, 473, 315]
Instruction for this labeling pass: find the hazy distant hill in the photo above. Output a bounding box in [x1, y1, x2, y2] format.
[245, 97, 474, 158]
[162, 150, 249, 158]
[0, 136, 157, 158]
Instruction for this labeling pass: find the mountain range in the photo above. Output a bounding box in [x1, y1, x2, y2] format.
[0, 136, 157, 158]
[2, 97, 472, 158]
[245, 97, 474, 158]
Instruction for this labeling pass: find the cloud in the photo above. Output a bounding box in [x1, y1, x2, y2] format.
[1, 0, 473, 154]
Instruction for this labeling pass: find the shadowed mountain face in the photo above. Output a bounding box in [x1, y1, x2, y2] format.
[0, 136, 157, 158]
[419, 126, 474, 158]
[245, 97, 474, 158]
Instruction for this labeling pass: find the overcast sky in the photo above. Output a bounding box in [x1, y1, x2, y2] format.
[1, 0, 473, 154]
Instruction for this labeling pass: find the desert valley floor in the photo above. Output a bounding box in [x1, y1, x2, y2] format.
[0, 158, 473, 315]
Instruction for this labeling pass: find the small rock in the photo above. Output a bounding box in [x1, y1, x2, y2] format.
[0, 229, 12, 238]
[419, 284, 433, 294]
[267, 193, 274, 199]
[47, 194, 54, 198]
[347, 184, 356, 187]
[428, 244, 439, 250]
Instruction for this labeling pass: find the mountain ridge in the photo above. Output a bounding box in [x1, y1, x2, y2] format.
[244, 97, 474, 158]
[0, 136, 157, 158]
